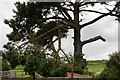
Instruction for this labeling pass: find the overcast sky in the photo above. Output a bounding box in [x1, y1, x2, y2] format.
[0, 0, 118, 60]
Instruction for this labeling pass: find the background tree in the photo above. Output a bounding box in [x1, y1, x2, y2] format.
[1, 50, 11, 71]
[2, 59, 11, 71]
[3, 42, 21, 68]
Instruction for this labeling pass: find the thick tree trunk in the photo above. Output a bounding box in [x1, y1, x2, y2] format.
[74, 28, 83, 62]
[73, 2, 83, 61]
[74, 28, 82, 54]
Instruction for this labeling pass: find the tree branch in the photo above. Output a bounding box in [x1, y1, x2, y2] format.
[111, 1, 120, 12]
[80, 9, 107, 14]
[57, 20, 61, 52]
[81, 1, 120, 28]
[81, 13, 109, 28]
[79, 2, 99, 7]
[61, 19, 76, 29]
[40, 16, 75, 29]
[82, 35, 106, 45]
[42, 38, 58, 52]
[57, 5, 72, 21]
[57, 7, 68, 20]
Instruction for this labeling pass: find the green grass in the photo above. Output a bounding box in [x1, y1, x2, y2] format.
[16, 72, 31, 78]
[10, 65, 25, 71]
[87, 60, 108, 75]
[10, 65, 31, 78]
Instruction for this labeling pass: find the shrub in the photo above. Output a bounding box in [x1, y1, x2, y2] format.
[96, 52, 120, 79]
[50, 64, 71, 77]
[73, 52, 88, 74]
[2, 59, 11, 71]
[50, 67, 67, 77]
[37, 58, 56, 77]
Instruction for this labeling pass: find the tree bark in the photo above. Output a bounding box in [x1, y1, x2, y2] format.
[73, 2, 83, 60]
[74, 28, 82, 54]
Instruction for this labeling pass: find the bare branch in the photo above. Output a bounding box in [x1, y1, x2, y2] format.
[57, 8, 68, 19]
[109, 14, 120, 18]
[82, 35, 106, 45]
[81, 13, 109, 28]
[80, 2, 120, 28]
[111, 1, 120, 12]
[79, 2, 99, 7]
[57, 5, 72, 20]
[80, 9, 107, 14]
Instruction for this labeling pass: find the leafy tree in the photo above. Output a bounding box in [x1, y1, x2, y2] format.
[4, 1, 120, 70]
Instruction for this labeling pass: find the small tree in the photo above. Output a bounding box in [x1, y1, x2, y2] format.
[23, 45, 46, 79]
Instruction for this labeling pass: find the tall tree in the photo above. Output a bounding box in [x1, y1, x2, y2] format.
[4, 1, 120, 64]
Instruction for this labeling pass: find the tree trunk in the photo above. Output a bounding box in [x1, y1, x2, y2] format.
[73, 2, 83, 61]
[74, 28, 82, 54]
[73, 28, 83, 61]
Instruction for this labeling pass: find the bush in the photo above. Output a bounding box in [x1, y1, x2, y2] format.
[37, 58, 56, 77]
[2, 59, 11, 71]
[96, 52, 120, 79]
[73, 52, 88, 74]
[50, 64, 71, 77]
[50, 67, 67, 77]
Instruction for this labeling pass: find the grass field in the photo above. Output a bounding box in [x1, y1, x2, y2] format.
[87, 60, 107, 75]
[10, 65, 31, 78]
